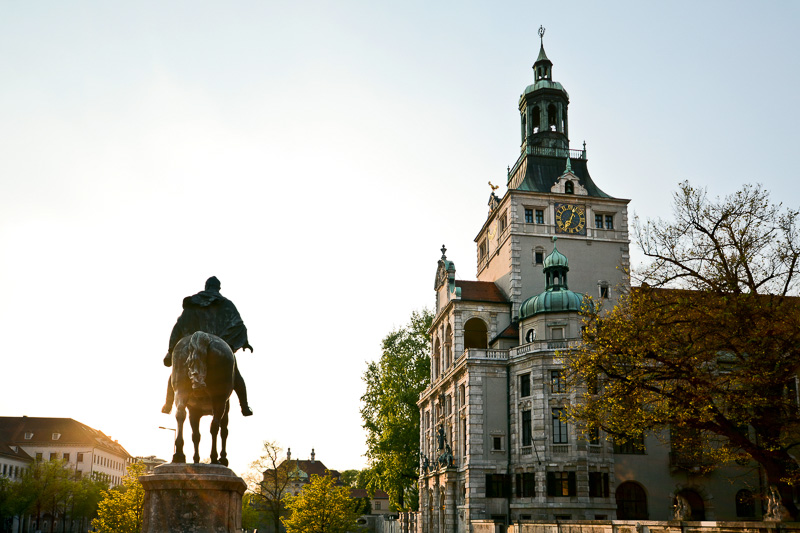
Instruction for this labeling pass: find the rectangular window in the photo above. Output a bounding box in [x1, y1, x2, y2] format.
[499, 212, 507, 233]
[492, 436, 503, 451]
[588, 427, 601, 445]
[519, 373, 531, 397]
[462, 418, 467, 458]
[49, 453, 57, 461]
[479, 241, 487, 260]
[24, 432, 33, 440]
[551, 370, 566, 393]
[552, 408, 568, 443]
[525, 208, 534, 223]
[36, 453, 42, 461]
[595, 214, 603, 228]
[535, 209, 545, 224]
[77, 453, 84, 463]
[546, 471, 576, 497]
[605, 215, 614, 230]
[63, 453, 70, 462]
[599, 285, 610, 298]
[522, 410, 532, 446]
[614, 435, 646, 454]
[375, 502, 381, 510]
[486, 474, 511, 498]
[589, 472, 610, 498]
[515, 472, 536, 498]
[535, 251, 544, 265]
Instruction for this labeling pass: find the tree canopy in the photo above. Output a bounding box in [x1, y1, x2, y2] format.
[91, 462, 145, 533]
[281, 473, 360, 533]
[568, 182, 800, 519]
[360, 308, 432, 511]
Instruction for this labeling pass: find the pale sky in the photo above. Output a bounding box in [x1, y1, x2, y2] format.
[1, 1, 798, 478]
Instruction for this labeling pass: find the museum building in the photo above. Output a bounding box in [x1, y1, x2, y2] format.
[417, 35, 761, 533]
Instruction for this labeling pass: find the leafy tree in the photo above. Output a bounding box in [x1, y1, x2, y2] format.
[568, 182, 800, 519]
[242, 441, 293, 533]
[361, 308, 432, 510]
[281, 474, 360, 533]
[91, 462, 145, 533]
[16, 458, 73, 532]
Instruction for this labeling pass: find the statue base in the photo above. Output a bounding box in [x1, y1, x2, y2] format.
[140, 463, 246, 533]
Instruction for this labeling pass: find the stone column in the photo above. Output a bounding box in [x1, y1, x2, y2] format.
[140, 463, 246, 533]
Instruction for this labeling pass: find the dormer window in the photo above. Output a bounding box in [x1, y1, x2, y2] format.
[52, 433, 61, 441]
[24, 432, 33, 440]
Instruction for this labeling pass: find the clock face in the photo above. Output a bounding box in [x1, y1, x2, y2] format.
[555, 203, 586, 235]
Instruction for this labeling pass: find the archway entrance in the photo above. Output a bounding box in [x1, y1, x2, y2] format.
[616, 481, 648, 519]
[464, 318, 488, 349]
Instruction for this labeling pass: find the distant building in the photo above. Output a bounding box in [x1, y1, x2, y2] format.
[135, 455, 168, 473]
[0, 442, 32, 481]
[0, 416, 132, 486]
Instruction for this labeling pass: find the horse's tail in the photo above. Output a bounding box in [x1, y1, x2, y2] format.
[187, 331, 211, 389]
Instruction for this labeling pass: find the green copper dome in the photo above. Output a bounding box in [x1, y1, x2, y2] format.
[520, 288, 584, 318]
[543, 246, 568, 269]
[519, 243, 585, 319]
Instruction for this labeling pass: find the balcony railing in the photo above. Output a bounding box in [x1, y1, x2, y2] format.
[461, 348, 509, 361]
[510, 338, 582, 358]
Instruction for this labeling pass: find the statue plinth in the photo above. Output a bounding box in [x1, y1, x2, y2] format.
[140, 463, 245, 533]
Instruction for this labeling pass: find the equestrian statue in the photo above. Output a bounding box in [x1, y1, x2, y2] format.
[162, 276, 254, 465]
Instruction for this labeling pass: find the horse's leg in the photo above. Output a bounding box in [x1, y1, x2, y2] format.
[172, 404, 186, 463]
[209, 399, 225, 465]
[189, 408, 202, 464]
[219, 400, 230, 467]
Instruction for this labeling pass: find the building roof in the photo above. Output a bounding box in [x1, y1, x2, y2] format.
[515, 154, 612, 198]
[0, 417, 131, 458]
[455, 280, 508, 303]
[350, 488, 389, 499]
[0, 442, 33, 462]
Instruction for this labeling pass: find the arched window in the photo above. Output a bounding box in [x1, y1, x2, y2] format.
[433, 338, 441, 379]
[616, 482, 648, 520]
[532, 106, 541, 134]
[463, 318, 488, 349]
[548, 104, 558, 131]
[521, 114, 527, 143]
[565, 181, 574, 194]
[445, 324, 453, 365]
[736, 489, 755, 518]
[676, 489, 705, 521]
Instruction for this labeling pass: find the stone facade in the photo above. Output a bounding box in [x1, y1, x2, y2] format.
[418, 36, 763, 533]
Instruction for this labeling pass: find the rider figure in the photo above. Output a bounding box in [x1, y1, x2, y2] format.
[162, 276, 254, 416]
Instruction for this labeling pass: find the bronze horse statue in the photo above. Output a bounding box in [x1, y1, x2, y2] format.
[169, 331, 234, 465]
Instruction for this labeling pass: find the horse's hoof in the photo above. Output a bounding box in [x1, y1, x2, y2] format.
[241, 405, 253, 416]
[161, 404, 172, 414]
[172, 454, 186, 463]
[220, 458, 229, 467]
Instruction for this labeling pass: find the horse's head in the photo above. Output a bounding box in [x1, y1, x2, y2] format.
[187, 331, 212, 389]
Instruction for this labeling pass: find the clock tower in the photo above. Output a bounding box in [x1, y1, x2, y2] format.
[475, 28, 630, 318]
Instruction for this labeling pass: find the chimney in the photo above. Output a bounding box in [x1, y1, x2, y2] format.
[310, 448, 315, 463]
[287, 448, 291, 460]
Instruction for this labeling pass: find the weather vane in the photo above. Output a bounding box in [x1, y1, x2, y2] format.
[538, 25, 545, 44]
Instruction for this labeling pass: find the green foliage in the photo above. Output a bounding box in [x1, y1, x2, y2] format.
[91, 462, 145, 533]
[567, 182, 800, 519]
[0, 459, 108, 531]
[361, 308, 432, 510]
[281, 474, 361, 533]
[241, 493, 262, 531]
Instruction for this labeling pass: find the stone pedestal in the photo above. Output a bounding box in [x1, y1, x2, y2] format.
[140, 463, 246, 533]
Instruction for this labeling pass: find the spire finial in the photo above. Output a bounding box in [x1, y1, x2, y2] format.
[565, 153, 572, 173]
[538, 25, 545, 44]
[440, 245, 447, 259]
[552, 236, 557, 243]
